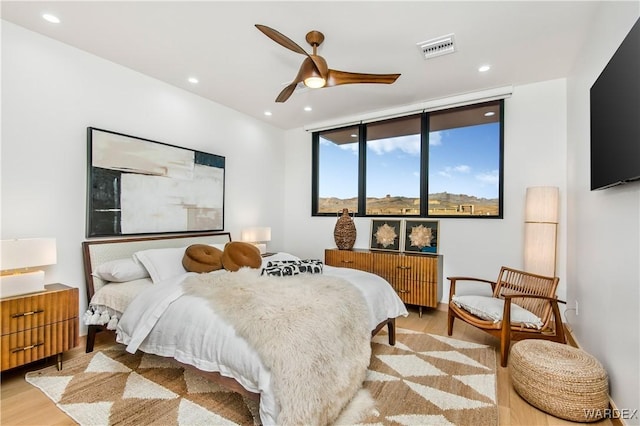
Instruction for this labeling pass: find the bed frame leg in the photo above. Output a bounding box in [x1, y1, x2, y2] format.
[387, 318, 396, 345]
[86, 325, 99, 353]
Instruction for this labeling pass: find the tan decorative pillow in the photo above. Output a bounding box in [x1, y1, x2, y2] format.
[182, 244, 224, 273]
[222, 241, 262, 272]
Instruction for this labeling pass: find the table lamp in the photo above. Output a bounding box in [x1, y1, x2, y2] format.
[240, 227, 271, 255]
[1, 238, 57, 298]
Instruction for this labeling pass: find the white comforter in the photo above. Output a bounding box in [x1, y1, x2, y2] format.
[116, 264, 408, 425]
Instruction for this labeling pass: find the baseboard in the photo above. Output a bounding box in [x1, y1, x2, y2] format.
[564, 324, 581, 348]
[563, 325, 626, 426]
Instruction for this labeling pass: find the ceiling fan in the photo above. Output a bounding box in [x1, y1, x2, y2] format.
[255, 24, 401, 103]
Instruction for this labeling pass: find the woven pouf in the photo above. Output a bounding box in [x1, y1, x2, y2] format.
[509, 340, 609, 422]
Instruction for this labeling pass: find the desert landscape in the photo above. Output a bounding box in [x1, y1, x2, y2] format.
[319, 192, 499, 216]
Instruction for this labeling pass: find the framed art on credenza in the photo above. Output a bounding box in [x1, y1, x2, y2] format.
[369, 219, 402, 252]
[86, 127, 225, 237]
[403, 219, 439, 254]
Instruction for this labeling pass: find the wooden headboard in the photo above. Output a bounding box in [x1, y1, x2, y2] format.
[82, 232, 232, 300]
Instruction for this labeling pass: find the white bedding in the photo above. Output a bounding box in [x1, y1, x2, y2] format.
[115, 262, 408, 425]
[84, 278, 154, 329]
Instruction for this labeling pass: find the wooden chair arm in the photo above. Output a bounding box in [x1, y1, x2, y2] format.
[501, 294, 565, 335]
[447, 276, 496, 301]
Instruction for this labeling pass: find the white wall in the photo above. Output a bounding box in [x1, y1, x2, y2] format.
[1, 21, 287, 334]
[566, 2, 639, 420]
[283, 78, 568, 302]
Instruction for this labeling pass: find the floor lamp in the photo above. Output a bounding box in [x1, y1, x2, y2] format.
[524, 187, 559, 277]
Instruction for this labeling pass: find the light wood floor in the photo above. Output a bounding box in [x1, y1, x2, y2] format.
[0, 307, 618, 426]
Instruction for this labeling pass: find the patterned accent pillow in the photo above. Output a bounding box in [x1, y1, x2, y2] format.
[261, 259, 324, 276]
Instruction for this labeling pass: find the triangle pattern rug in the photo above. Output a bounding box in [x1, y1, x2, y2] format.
[25, 328, 497, 425]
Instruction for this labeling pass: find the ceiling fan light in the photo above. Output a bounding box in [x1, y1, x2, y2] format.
[303, 76, 326, 89]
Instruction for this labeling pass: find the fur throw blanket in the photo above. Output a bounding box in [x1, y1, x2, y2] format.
[182, 268, 372, 425]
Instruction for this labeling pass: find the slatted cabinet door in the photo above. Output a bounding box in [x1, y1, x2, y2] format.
[0, 284, 78, 371]
[325, 248, 442, 315]
[371, 252, 440, 308]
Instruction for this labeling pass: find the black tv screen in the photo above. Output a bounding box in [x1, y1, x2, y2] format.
[590, 18, 640, 190]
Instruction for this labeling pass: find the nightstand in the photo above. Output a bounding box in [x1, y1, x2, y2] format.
[0, 284, 78, 371]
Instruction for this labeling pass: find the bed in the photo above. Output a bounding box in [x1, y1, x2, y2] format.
[82, 232, 409, 425]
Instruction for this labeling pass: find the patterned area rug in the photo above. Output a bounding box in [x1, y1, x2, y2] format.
[25, 328, 497, 425]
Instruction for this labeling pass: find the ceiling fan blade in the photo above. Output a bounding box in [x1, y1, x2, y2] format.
[326, 70, 401, 87]
[255, 24, 310, 56]
[276, 81, 299, 103]
[255, 24, 325, 78]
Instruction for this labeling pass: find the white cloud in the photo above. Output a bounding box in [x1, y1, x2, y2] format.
[429, 131, 443, 146]
[338, 143, 358, 151]
[368, 135, 420, 156]
[438, 164, 471, 178]
[475, 170, 499, 185]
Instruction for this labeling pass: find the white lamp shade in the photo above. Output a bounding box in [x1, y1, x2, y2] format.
[240, 227, 271, 243]
[523, 222, 557, 277]
[1, 238, 57, 270]
[525, 186, 559, 223]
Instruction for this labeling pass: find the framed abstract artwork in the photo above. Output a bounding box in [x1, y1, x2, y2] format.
[369, 219, 402, 252]
[86, 127, 225, 237]
[403, 219, 439, 254]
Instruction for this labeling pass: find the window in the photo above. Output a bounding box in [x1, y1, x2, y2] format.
[427, 102, 502, 216]
[312, 100, 503, 218]
[366, 115, 422, 215]
[313, 125, 360, 214]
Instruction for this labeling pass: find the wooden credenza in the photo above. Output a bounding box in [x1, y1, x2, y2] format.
[325, 248, 443, 316]
[1, 284, 79, 371]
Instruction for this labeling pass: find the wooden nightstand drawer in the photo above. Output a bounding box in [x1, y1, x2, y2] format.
[1, 284, 78, 335]
[1, 320, 78, 371]
[0, 284, 78, 371]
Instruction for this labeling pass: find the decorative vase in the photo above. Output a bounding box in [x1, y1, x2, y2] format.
[334, 208, 356, 250]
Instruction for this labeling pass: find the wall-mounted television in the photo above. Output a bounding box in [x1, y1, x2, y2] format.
[590, 18, 640, 190]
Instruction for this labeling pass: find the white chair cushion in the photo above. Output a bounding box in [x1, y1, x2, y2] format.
[452, 295, 543, 329]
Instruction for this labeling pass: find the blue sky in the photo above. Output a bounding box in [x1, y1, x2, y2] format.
[319, 123, 500, 200]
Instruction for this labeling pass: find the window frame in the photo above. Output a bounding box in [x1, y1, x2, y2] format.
[312, 100, 504, 219]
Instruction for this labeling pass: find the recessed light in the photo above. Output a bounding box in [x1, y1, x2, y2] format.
[304, 106, 312, 112]
[350, 134, 358, 138]
[188, 77, 199, 84]
[484, 111, 495, 117]
[478, 65, 491, 72]
[42, 13, 60, 24]
[264, 111, 272, 116]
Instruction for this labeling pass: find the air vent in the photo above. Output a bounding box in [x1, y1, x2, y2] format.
[417, 34, 456, 60]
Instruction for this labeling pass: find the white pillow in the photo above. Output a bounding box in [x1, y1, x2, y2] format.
[93, 258, 150, 283]
[133, 247, 188, 284]
[452, 295, 543, 329]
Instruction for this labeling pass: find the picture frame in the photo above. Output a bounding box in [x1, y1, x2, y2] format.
[403, 219, 439, 254]
[369, 219, 402, 252]
[86, 127, 225, 237]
